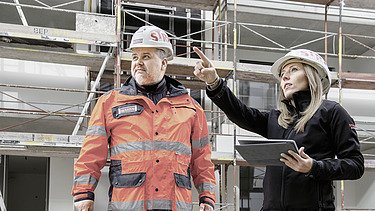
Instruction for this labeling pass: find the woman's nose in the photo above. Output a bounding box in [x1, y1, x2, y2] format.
[281, 72, 290, 80]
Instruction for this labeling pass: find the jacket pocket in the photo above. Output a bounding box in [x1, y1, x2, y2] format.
[318, 181, 335, 209]
[110, 160, 146, 188]
[112, 172, 146, 188]
[174, 173, 192, 190]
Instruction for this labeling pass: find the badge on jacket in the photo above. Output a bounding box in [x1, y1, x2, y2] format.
[112, 103, 144, 119]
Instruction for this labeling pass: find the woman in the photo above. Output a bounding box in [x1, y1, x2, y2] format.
[193, 47, 364, 210]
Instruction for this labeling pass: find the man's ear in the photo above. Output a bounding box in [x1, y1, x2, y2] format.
[161, 59, 168, 71]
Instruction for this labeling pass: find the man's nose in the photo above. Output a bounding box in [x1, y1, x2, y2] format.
[135, 58, 144, 65]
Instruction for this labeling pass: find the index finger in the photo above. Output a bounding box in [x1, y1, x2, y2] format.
[193, 47, 210, 63]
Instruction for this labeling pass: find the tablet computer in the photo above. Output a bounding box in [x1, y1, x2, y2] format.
[235, 139, 298, 166]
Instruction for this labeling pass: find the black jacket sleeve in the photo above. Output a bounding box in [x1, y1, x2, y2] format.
[309, 103, 364, 180]
[206, 79, 269, 138]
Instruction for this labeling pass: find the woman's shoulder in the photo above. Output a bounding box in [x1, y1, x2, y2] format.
[321, 99, 340, 109]
[321, 99, 351, 116]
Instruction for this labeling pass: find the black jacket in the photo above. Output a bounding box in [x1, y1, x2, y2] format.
[207, 80, 364, 210]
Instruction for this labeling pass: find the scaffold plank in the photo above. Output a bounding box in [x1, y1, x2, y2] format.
[0, 42, 115, 70]
[124, 0, 217, 10]
[0, 22, 116, 46]
[0, 132, 374, 168]
[365, 159, 375, 169]
[0, 132, 248, 165]
[1, 42, 375, 90]
[288, 0, 334, 5]
[121, 52, 275, 83]
[289, 0, 375, 10]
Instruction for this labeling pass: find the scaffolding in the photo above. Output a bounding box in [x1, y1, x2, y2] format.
[0, 0, 375, 210]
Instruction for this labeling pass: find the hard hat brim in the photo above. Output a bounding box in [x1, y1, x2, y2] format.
[128, 45, 173, 61]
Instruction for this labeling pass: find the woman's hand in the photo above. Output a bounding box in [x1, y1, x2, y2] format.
[193, 47, 219, 84]
[280, 147, 313, 173]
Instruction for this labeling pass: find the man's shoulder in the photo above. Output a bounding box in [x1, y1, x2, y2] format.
[99, 89, 121, 100]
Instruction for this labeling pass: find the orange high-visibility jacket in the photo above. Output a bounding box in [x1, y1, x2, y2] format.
[72, 77, 216, 211]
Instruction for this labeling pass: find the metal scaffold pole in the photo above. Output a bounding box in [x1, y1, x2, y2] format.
[338, 0, 345, 210]
[232, 0, 240, 210]
[72, 48, 113, 135]
[0, 190, 6, 211]
[338, 0, 344, 105]
[114, 0, 122, 88]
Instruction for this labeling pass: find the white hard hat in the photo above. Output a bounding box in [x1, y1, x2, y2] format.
[129, 25, 173, 61]
[271, 49, 332, 95]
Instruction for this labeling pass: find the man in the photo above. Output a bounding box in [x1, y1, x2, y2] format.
[72, 25, 216, 211]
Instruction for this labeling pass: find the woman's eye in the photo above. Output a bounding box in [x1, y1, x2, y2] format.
[132, 56, 138, 61]
[291, 67, 298, 72]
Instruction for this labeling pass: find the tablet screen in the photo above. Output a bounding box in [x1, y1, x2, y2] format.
[235, 139, 298, 166]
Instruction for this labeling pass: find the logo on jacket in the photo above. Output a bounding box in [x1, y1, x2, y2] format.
[112, 103, 144, 119]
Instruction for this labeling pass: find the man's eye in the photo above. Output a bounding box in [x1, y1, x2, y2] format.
[143, 55, 150, 59]
[291, 67, 298, 72]
[132, 56, 138, 61]
[279, 72, 285, 77]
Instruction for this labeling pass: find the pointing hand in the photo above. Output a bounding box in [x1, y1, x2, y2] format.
[193, 47, 219, 85]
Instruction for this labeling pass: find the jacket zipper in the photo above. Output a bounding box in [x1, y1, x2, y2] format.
[281, 121, 297, 210]
[281, 166, 286, 210]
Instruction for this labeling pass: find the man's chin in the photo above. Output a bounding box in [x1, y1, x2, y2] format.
[134, 78, 150, 86]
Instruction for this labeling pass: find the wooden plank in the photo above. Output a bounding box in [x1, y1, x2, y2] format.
[91, 71, 207, 90]
[331, 72, 375, 90]
[2, 45, 375, 90]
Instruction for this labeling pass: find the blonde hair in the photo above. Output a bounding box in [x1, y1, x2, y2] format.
[277, 64, 323, 133]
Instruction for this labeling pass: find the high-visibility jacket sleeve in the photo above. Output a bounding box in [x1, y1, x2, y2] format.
[72, 94, 110, 202]
[190, 101, 216, 204]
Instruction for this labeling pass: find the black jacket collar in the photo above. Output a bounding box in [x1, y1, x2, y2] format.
[120, 75, 188, 97]
[282, 90, 311, 114]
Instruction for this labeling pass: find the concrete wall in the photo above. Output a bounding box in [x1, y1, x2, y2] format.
[346, 170, 375, 208]
[335, 170, 375, 209]
[48, 158, 111, 211]
[328, 88, 375, 118]
[49, 158, 75, 211]
[0, 58, 86, 113]
[0, 58, 87, 134]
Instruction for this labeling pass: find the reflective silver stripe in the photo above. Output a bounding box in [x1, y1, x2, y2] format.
[191, 136, 209, 149]
[110, 140, 191, 156]
[86, 126, 107, 137]
[109, 200, 192, 211]
[147, 200, 172, 210]
[74, 174, 98, 187]
[196, 182, 216, 194]
[176, 201, 193, 211]
[109, 200, 144, 211]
